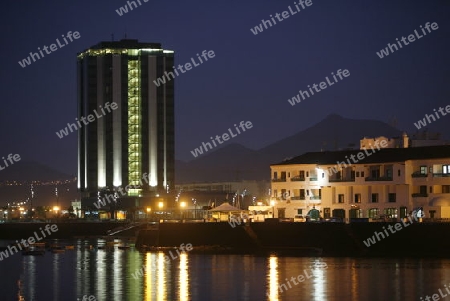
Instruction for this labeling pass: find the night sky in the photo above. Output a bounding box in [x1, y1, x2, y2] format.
[0, 0, 449, 176]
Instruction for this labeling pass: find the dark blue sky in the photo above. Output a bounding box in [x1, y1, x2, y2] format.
[0, 0, 448, 175]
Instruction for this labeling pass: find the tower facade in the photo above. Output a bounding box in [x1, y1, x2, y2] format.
[77, 39, 174, 198]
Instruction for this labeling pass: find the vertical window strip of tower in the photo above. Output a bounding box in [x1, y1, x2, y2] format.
[127, 58, 142, 195]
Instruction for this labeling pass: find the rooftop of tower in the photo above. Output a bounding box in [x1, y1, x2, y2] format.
[77, 39, 173, 58]
[89, 39, 162, 50]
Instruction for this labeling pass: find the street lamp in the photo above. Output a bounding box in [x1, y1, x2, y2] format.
[270, 200, 276, 218]
[53, 206, 60, 220]
[180, 201, 186, 220]
[146, 207, 151, 220]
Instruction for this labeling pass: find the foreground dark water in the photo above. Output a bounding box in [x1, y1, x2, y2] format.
[0, 239, 449, 301]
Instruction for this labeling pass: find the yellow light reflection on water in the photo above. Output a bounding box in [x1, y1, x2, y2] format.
[157, 252, 167, 301]
[179, 253, 189, 301]
[267, 256, 279, 301]
[145, 253, 153, 301]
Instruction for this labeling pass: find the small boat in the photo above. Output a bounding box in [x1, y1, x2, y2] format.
[22, 243, 46, 256]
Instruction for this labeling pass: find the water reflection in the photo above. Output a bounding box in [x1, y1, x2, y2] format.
[4, 239, 450, 301]
[311, 259, 326, 301]
[267, 256, 279, 301]
[179, 253, 189, 301]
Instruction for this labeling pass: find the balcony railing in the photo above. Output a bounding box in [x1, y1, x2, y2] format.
[412, 193, 428, 197]
[271, 178, 286, 182]
[310, 196, 321, 200]
[365, 176, 393, 181]
[412, 172, 428, 178]
[329, 178, 356, 182]
[291, 196, 306, 200]
[290, 176, 305, 182]
[433, 173, 450, 178]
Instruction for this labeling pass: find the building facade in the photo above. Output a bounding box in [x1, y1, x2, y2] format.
[270, 145, 450, 221]
[77, 39, 174, 200]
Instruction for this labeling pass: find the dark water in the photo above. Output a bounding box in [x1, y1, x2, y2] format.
[0, 239, 449, 301]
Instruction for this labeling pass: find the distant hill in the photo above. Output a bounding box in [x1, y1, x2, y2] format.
[176, 114, 402, 183]
[0, 161, 73, 182]
[0, 161, 76, 206]
[1, 115, 403, 186]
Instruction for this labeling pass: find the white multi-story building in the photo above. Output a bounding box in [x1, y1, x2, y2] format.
[270, 145, 450, 221]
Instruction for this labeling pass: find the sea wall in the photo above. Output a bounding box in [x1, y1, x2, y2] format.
[136, 221, 450, 257]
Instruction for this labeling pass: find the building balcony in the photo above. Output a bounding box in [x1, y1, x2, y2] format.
[310, 196, 321, 200]
[433, 173, 450, 178]
[365, 176, 393, 182]
[271, 178, 286, 182]
[329, 177, 355, 183]
[290, 176, 305, 182]
[411, 172, 428, 178]
[412, 193, 428, 197]
[290, 196, 306, 200]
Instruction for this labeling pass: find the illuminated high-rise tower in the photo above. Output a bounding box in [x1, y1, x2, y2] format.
[77, 39, 174, 198]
